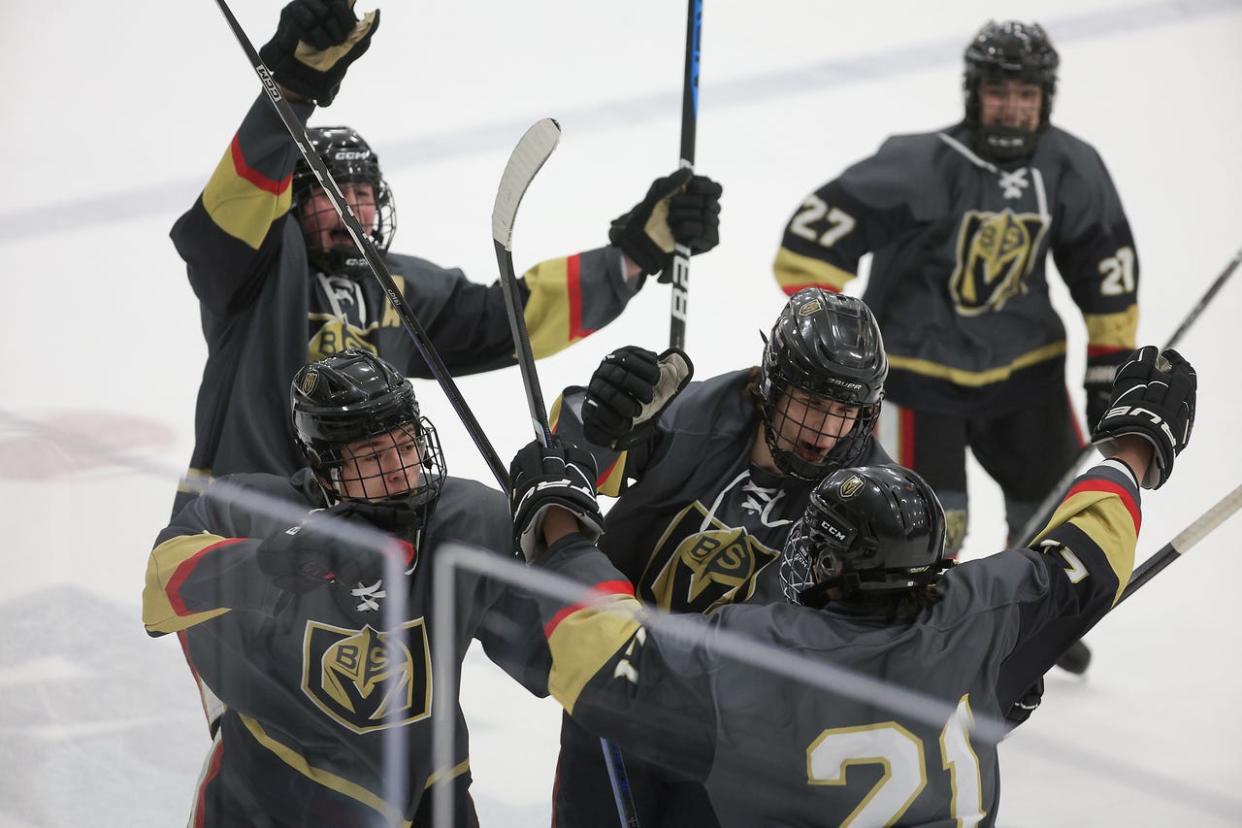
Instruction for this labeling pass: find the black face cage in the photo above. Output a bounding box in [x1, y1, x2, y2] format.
[760, 380, 880, 481]
[311, 417, 446, 509]
[779, 518, 817, 604]
[293, 167, 398, 275]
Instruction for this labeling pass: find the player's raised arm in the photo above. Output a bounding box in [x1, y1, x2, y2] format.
[506, 439, 718, 778]
[171, 0, 376, 314]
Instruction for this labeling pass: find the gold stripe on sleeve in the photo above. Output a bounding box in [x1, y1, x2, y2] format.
[201, 151, 294, 251]
[1034, 489, 1138, 604]
[143, 535, 233, 634]
[1084, 305, 1139, 350]
[547, 597, 643, 715]
[521, 257, 573, 359]
[773, 247, 856, 294]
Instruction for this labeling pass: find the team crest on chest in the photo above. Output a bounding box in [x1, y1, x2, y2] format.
[641, 502, 780, 613]
[301, 619, 432, 734]
[948, 208, 1048, 316]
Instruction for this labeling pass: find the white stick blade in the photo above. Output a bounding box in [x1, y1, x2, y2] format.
[492, 118, 561, 249]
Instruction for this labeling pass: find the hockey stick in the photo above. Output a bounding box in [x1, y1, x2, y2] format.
[210, 0, 511, 493]
[490, 120, 642, 828]
[668, 0, 702, 350]
[1016, 244, 1242, 548]
[1114, 483, 1242, 607]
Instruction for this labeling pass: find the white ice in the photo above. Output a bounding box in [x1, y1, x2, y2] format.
[1, 0, 1240, 825]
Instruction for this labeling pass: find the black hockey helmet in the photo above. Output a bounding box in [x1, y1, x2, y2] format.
[963, 20, 1059, 161]
[292, 126, 397, 278]
[291, 349, 444, 526]
[780, 465, 948, 605]
[758, 289, 887, 480]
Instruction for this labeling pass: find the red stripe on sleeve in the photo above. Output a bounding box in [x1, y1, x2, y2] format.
[595, 454, 621, 488]
[781, 281, 839, 296]
[566, 253, 596, 341]
[1065, 386, 1086, 448]
[1087, 344, 1128, 357]
[1064, 478, 1141, 535]
[544, 579, 635, 638]
[230, 135, 293, 196]
[898, 407, 916, 469]
[166, 538, 248, 617]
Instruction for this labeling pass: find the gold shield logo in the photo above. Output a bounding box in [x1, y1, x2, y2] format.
[948, 209, 1048, 316]
[302, 620, 432, 734]
[299, 371, 319, 395]
[839, 475, 864, 499]
[642, 502, 780, 612]
[798, 298, 824, 317]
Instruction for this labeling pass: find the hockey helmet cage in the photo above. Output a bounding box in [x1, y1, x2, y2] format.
[963, 20, 1059, 161]
[780, 464, 947, 604]
[758, 288, 887, 479]
[291, 349, 444, 520]
[292, 126, 397, 277]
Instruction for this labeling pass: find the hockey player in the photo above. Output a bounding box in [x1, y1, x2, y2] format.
[546, 286, 891, 825]
[171, 0, 723, 513]
[143, 349, 548, 826]
[772, 20, 1139, 561]
[508, 345, 1195, 825]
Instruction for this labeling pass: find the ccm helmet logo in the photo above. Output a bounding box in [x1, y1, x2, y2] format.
[333, 150, 371, 161]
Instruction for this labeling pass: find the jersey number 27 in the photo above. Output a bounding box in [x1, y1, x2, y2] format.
[790, 194, 857, 248]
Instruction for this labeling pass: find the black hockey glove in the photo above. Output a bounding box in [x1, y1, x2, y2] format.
[583, 346, 694, 450]
[509, 439, 604, 564]
[1091, 346, 1196, 489]
[1084, 350, 1128, 432]
[256, 502, 409, 594]
[259, 0, 380, 107]
[1004, 677, 1044, 729]
[608, 169, 723, 279]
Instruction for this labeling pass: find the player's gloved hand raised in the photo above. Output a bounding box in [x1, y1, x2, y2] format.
[608, 169, 723, 279]
[509, 438, 604, 563]
[256, 502, 411, 594]
[260, 0, 380, 107]
[1092, 346, 1196, 489]
[1084, 351, 1127, 431]
[583, 346, 694, 450]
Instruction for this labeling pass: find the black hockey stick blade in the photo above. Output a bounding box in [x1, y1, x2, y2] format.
[1114, 482, 1242, 607]
[1015, 245, 1241, 548]
[668, 0, 702, 351]
[491, 119, 561, 446]
[210, 0, 510, 493]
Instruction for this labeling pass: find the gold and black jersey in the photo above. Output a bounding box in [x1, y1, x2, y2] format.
[170, 93, 643, 514]
[143, 470, 548, 826]
[774, 122, 1139, 416]
[532, 460, 1143, 826]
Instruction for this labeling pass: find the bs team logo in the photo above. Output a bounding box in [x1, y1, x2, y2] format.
[641, 502, 780, 613]
[948, 208, 1048, 315]
[302, 620, 432, 734]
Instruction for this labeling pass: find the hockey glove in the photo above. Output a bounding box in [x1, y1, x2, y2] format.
[583, 346, 694, 450]
[509, 439, 604, 564]
[1091, 346, 1196, 489]
[1004, 677, 1044, 729]
[1084, 350, 1129, 432]
[259, 0, 380, 107]
[256, 502, 411, 594]
[608, 169, 723, 279]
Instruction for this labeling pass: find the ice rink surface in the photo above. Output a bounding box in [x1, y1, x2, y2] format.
[1, 0, 1240, 824]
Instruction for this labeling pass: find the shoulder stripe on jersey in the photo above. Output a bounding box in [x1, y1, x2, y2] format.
[545, 579, 635, 638]
[230, 134, 293, 196]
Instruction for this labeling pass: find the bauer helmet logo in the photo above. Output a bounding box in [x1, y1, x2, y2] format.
[300, 371, 319, 395]
[301, 620, 432, 734]
[839, 475, 865, 499]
